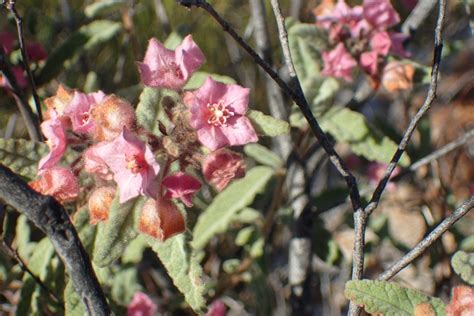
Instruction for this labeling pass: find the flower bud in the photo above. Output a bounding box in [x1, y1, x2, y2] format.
[92, 95, 136, 141]
[138, 198, 185, 241]
[88, 186, 116, 224]
[202, 149, 245, 191]
[29, 167, 80, 203]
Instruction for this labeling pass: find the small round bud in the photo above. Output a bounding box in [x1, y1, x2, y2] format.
[88, 186, 116, 225]
[92, 95, 136, 141]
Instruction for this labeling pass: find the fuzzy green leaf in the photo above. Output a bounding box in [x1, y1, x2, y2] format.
[147, 232, 206, 314]
[64, 281, 84, 316]
[247, 110, 290, 137]
[93, 192, 145, 267]
[192, 166, 274, 249]
[0, 138, 48, 179]
[451, 251, 474, 285]
[73, 207, 97, 255]
[321, 108, 410, 166]
[111, 267, 142, 304]
[37, 20, 122, 85]
[122, 235, 148, 264]
[84, 0, 127, 18]
[135, 87, 179, 135]
[184, 71, 236, 90]
[244, 143, 283, 169]
[345, 280, 446, 316]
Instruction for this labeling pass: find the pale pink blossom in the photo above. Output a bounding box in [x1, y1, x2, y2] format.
[83, 145, 113, 180]
[370, 31, 391, 56]
[317, 1, 363, 29]
[138, 35, 205, 90]
[29, 167, 80, 203]
[38, 111, 67, 171]
[202, 149, 246, 191]
[25, 42, 47, 62]
[363, 0, 400, 29]
[189, 77, 258, 151]
[93, 128, 160, 203]
[206, 300, 227, 316]
[0, 32, 15, 55]
[359, 51, 379, 76]
[139, 198, 185, 241]
[322, 43, 357, 82]
[64, 91, 106, 134]
[127, 292, 158, 316]
[446, 286, 474, 316]
[162, 172, 201, 207]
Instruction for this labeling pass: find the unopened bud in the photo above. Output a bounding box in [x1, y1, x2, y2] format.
[92, 95, 136, 141]
[88, 186, 116, 224]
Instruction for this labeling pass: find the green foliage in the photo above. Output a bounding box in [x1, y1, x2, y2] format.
[147, 232, 206, 315]
[244, 143, 283, 169]
[192, 166, 274, 249]
[135, 87, 179, 136]
[184, 71, 237, 90]
[451, 251, 474, 285]
[122, 235, 148, 264]
[15, 215, 36, 260]
[64, 281, 85, 316]
[84, 0, 128, 18]
[247, 110, 290, 137]
[73, 207, 97, 255]
[93, 192, 145, 267]
[111, 266, 142, 304]
[345, 280, 446, 316]
[37, 20, 122, 85]
[320, 108, 410, 166]
[0, 138, 48, 179]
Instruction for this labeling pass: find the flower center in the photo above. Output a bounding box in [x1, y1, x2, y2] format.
[125, 154, 147, 174]
[81, 112, 91, 125]
[167, 62, 184, 80]
[207, 101, 234, 127]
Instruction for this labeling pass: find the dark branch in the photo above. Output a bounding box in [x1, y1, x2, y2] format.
[0, 47, 42, 141]
[0, 164, 110, 316]
[378, 196, 474, 281]
[2, 0, 43, 122]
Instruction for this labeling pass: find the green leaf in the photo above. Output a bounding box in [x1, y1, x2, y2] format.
[164, 31, 184, 49]
[244, 143, 283, 169]
[247, 110, 290, 137]
[93, 192, 145, 267]
[147, 232, 206, 314]
[192, 166, 274, 249]
[37, 20, 122, 85]
[184, 71, 236, 90]
[232, 207, 263, 224]
[287, 21, 327, 82]
[111, 267, 142, 305]
[15, 215, 36, 260]
[451, 251, 474, 285]
[345, 280, 446, 316]
[0, 138, 48, 179]
[135, 87, 179, 135]
[84, 0, 128, 18]
[122, 235, 148, 264]
[65, 281, 85, 316]
[73, 207, 97, 255]
[320, 108, 410, 166]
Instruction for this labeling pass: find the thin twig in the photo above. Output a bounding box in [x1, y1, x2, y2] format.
[0, 48, 42, 141]
[0, 240, 64, 308]
[365, 0, 447, 216]
[0, 164, 110, 316]
[378, 196, 474, 281]
[2, 0, 43, 122]
[409, 128, 474, 172]
[177, 0, 362, 214]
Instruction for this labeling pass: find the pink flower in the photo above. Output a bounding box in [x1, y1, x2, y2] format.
[202, 149, 246, 191]
[29, 167, 80, 203]
[359, 51, 379, 76]
[446, 286, 474, 316]
[139, 198, 185, 241]
[388, 32, 410, 57]
[370, 31, 391, 56]
[189, 77, 258, 151]
[0, 32, 15, 55]
[44, 84, 74, 117]
[127, 292, 157, 316]
[322, 43, 357, 82]
[83, 144, 114, 181]
[363, 0, 400, 29]
[367, 162, 400, 191]
[93, 128, 160, 203]
[138, 35, 205, 90]
[206, 300, 227, 316]
[64, 91, 106, 134]
[26, 42, 47, 62]
[38, 111, 67, 171]
[162, 172, 201, 207]
[317, 1, 363, 28]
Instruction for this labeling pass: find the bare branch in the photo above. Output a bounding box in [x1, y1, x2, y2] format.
[365, 0, 447, 216]
[2, 0, 43, 122]
[378, 196, 474, 281]
[0, 164, 110, 316]
[0, 48, 42, 141]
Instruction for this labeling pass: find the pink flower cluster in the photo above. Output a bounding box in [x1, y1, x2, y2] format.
[315, 0, 409, 85]
[32, 35, 258, 242]
[0, 32, 47, 90]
